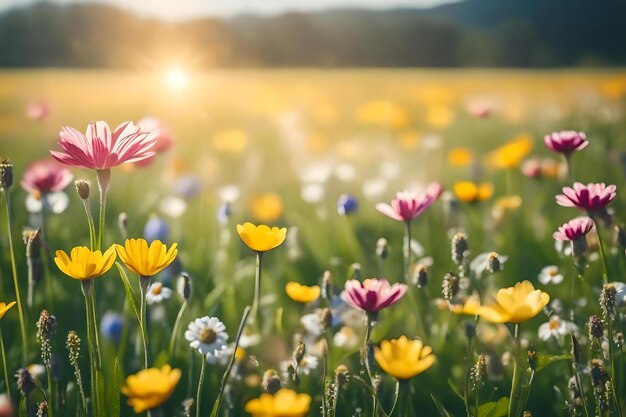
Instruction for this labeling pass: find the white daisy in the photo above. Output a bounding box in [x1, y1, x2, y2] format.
[27, 364, 46, 380]
[238, 327, 261, 348]
[185, 316, 229, 357]
[145, 282, 172, 305]
[26, 191, 69, 214]
[301, 312, 324, 337]
[298, 355, 319, 375]
[538, 315, 577, 341]
[538, 266, 564, 285]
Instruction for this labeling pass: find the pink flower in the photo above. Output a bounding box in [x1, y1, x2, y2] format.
[544, 131, 588, 155]
[376, 183, 442, 222]
[556, 182, 617, 211]
[553, 217, 594, 241]
[50, 121, 158, 170]
[521, 159, 542, 178]
[341, 278, 407, 313]
[20, 159, 73, 194]
[26, 101, 50, 120]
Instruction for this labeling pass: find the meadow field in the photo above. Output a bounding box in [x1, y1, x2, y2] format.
[0, 69, 626, 416]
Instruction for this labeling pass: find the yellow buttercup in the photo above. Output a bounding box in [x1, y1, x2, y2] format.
[374, 335, 436, 380]
[0, 301, 16, 319]
[285, 282, 320, 303]
[116, 239, 178, 277]
[121, 364, 181, 413]
[476, 281, 550, 323]
[54, 246, 116, 281]
[245, 388, 311, 417]
[453, 181, 493, 203]
[236, 222, 287, 253]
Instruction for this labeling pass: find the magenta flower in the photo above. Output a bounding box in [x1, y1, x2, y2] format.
[553, 217, 594, 241]
[544, 131, 588, 155]
[556, 182, 617, 212]
[134, 117, 175, 167]
[26, 101, 50, 121]
[376, 183, 442, 222]
[341, 278, 407, 313]
[20, 159, 73, 194]
[50, 121, 158, 170]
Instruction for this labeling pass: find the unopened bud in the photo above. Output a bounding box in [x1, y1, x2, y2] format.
[0, 158, 13, 190]
[375, 238, 389, 260]
[293, 340, 306, 366]
[412, 263, 428, 288]
[118, 212, 128, 235]
[572, 238, 588, 258]
[487, 252, 501, 273]
[261, 369, 282, 394]
[177, 272, 192, 301]
[322, 271, 332, 300]
[320, 308, 332, 331]
[464, 320, 476, 340]
[15, 367, 35, 396]
[74, 179, 90, 200]
[570, 334, 581, 365]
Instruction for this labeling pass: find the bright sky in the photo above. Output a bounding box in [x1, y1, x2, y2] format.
[1, 0, 461, 20]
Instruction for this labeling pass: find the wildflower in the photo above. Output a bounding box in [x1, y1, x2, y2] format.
[374, 335, 436, 380]
[544, 131, 588, 155]
[474, 281, 550, 323]
[26, 190, 70, 214]
[100, 312, 124, 343]
[54, 246, 116, 281]
[121, 365, 181, 413]
[145, 282, 172, 305]
[341, 279, 407, 314]
[449, 295, 481, 315]
[213, 129, 248, 154]
[184, 316, 228, 357]
[143, 215, 170, 244]
[535, 265, 563, 285]
[217, 201, 231, 224]
[447, 148, 473, 167]
[245, 389, 312, 417]
[134, 117, 174, 166]
[451, 232, 469, 265]
[20, 160, 73, 194]
[471, 354, 487, 388]
[300, 312, 324, 337]
[36, 310, 57, 366]
[285, 282, 320, 303]
[0, 301, 16, 319]
[553, 217, 594, 241]
[442, 273, 460, 300]
[538, 315, 577, 341]
[588, 315, 604, 339]
[485, 134, 533, 169]
[453, 181, 493, 203]
[375, 184, 442, 222]
[51, 121, 158, 169]
[337, 193, 359, 215]
[491, 195, 522, 221]
[556, 182, 617, 212]
[250, 193, 284, 222]
[599, 284, 617, 320]
[26, 101, 50, 120]
[115, 238, 178, 277]
[236, 222, 287, 253]
[521, 159, 542, 178]
[285, 354, 319, 377]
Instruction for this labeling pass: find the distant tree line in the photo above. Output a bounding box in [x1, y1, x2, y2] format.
[0, 0, 625, 68]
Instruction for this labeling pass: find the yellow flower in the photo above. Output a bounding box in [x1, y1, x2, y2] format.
[0, 301, 16, 319]
[355, 100, 408, 129]
[245, 388, 311, 417]
[492, 195, 522, 221]
[116, 239, 178, 277]
[285, 282, 320, 303]
[121, 364, 181, 413]
[449, 295, 481, 315]
[54, 246, 116, 281]
[213, 129, 248, 154]
[485, 134, 533, 169]
[476, 281, 550, 323]
[447, 148, 473, 167]
[374, 335, 435, 380]
[426, 105, 454, 129]
[453, 181, 493, 203]
[236, 222, 287, 253]
[249, 193, 284, 222]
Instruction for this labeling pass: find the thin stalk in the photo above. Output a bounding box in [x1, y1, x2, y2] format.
[249, 252, 263, 325]
[361, 314, 378, 417]
[607, 319, 623, 417]
[169, 300, 188, 358]
[139, 276, 150, 368]
[464, 337, 475, 417]
[195, 354, 207, 417]
[46, 369, 55, 417]
[82, 282, 99, 417]
[388, 380, 400, 416]
[564, 154, 574, 184]
[209, 306, 251, 417]
[72, 358, 88, 415]
[509, 323, 522, 417]
[0, 326, 10, 401]
[80, 199, 97, 251]
[2, 190, 28, 361]
[90, 285, 102, 368]
[573, 364, 590, 417]
[403, 221, 411, 284]
[96, 169, 111, 250]
[593, 217, 609, 284]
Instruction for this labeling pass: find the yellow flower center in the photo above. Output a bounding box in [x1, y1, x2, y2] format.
[151, 283, 162, 295]
[199, 328, 217, 344]
[548, 318, 561, 330]
[548, 268, 559, 277]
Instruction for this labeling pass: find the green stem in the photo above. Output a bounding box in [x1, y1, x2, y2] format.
[564, 154, 574, 184]
[573, 364, 590, 417]
[46, 368, 55, 417]
[73, 360, 88, 415]
[509, 323, 522, 417]
[607, 319, 623, 417]
[195, 354, 207, 417]
[464, 337, 474, 417]
[2, 190, 28, 361]
[0, 326, 10, 402]
[403, 221, 411, 284]
[82, 282, 99, 417]
[80, 199, 97, 251]
[593, 217, 610, 284]
[249, 252, 263, 326]
[361, 314, 378, 417]
[96, 169, 111, 251]
[388, 380, 400, 416]
[140, 276, 150, 368]
[169, 300, 188, 358]
[210, 306, 251, 417]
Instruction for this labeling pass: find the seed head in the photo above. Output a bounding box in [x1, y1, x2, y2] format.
[15, 367, 35, 396]
[599, 284, 617, 320]
[66, 330, 81, 367]
[442, 272, 459, 300]
[37, 401, 48, 417]
[588, 315, 604, 339]
[0, 158, 13, 190]
[471, 354, 487, 389]
[36, 310, 57, 366]
[451, 232, 469, 265]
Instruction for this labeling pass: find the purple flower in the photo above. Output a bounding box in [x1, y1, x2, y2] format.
[544, 131, 588, 155]
[337, 193, 359, 216]
[376, 182, 442, 222]
[553, 217, 594, 241]
[556, 182, 616, 212]
[100, 312, 123, 343]
[144, 214, 170, 243]
[341, 278, 407, 313]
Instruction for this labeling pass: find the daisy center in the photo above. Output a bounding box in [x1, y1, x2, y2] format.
[151, 283, 162, 295]
[548, 319, 561, 330]
[199, 328, 217, 344]
[548, 268, 559, 277]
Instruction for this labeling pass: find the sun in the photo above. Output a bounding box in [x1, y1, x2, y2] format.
[163, 67, 189, 92]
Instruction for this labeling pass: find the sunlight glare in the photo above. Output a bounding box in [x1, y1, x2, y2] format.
[164, 67, 189, 92]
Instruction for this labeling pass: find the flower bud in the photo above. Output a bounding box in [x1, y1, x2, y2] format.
[570, 334, 581, 365]
[451, 232, 469, 265]
[320, 308, 333, 332]
[412, 263, 428, 288]
[177, 272, 192, 301]
[261, 369, 282, 394]
[527, 346, 538, 371]
[74, 179, 90, 200]
[588, 315, 604, 339]
[599, 284, 616, 320]
[118, 212, 128, 236]
[37, 401, 48, 417]
[0, 158, 13, 190]
[375, 238, 389, 260]
[464, 320, 476, 340]
[322, 270, 332, 300]
[487, 252, 501, 273]
[572, 238, 588, 259]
